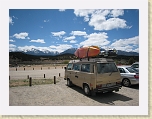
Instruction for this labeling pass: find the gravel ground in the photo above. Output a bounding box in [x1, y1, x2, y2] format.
[9, 66, 65, 79]
[9, 77, 139, 106]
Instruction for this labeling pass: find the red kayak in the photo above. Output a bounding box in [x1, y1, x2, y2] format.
[74, 46, 100, 58]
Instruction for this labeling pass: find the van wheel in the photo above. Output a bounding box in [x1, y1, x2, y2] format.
[67, 79, 72, 87]
[122, 78, 131, 87]
[83, 84, 91, 96]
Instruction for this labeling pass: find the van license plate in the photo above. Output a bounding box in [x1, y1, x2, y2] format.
[106, 83, 115, 87]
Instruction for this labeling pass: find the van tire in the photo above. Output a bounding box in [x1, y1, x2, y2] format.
[67, 79, 72, 87]
[83, 84, 91, 96]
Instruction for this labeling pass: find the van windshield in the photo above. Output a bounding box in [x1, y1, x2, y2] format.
[97, 63, 118, 74]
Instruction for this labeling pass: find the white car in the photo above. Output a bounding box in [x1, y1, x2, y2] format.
[131, 62, 139, 71]
[117, 66, 139, 87]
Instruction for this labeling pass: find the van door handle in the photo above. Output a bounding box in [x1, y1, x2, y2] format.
[75, 75, 78, 78]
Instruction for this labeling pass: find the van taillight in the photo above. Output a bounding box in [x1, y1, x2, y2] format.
[134, 75, 139, 79]
[96, 84, 102, 88]
[116, 81, 121, 85]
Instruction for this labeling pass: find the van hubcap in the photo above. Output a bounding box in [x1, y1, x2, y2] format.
[84, 86, 89, 94]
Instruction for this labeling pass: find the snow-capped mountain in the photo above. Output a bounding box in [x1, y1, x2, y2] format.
[9, 48, 139, 56]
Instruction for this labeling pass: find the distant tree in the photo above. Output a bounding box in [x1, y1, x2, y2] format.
[128, 57, 135, 65]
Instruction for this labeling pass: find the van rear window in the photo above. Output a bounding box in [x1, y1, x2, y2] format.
[97, 63, 118, 74]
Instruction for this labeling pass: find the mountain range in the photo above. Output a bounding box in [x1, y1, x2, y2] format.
[9, 48, 139, 56]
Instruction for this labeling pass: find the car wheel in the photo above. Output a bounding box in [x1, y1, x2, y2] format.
[83, 84, 91, 96]
[122, 78, 131, 87]
[67, 79, 72, 87]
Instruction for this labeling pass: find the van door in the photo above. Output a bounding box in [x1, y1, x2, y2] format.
[71, 63, 81, 85]
[76, 64, 95, 88]
[96, 63, 121, 86]
[65, 63, 73, 80]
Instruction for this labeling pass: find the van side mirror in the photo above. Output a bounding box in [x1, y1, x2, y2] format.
[64, 67, 67, 70]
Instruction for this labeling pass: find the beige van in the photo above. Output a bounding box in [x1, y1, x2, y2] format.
[64, 58, 122, 96]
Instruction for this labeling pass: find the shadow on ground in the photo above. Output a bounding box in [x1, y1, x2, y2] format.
[67, 84, 133, 105]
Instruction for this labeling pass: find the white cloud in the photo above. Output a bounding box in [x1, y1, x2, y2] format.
[110, 9, 124, 17]
[80, 32, 110, 47]
[74, 9, 131, 31]
[59, 9, 66, 12]
[70, 40, 77, 43]
[70, 31, 87, 36]
[110, 36, 139, 52]
[9, 44, 16, 51]
[30, 39, 45, 43]
[74, 9, 95, 22]
[9, 39, 15, 42]
[51, 31, 66, 38]
[13, 32, 29, 39]
[9, 16, 14, 25]
[44, 20, 49, 22]
[63, 36, 75, 41]
[89, 17, 129, 31]
[49, 44, 73, 52]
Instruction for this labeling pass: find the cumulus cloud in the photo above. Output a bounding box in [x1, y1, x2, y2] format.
[74, 9, 131, 31]
[51, 31, 66, 38]
[70, 40, 77, 43]
[74, 9, 95, 22]
[13, 32, 29, 39]
[63, 36, 75, 41]
[79, 32, 110, 47]
[110, 9, 124, 17]
[30, 39, 45, 43]
[9, 39, 15, 42]
[70, 31, 87, 36]
[89, 17, 129, 31]
[9, 44, 16, 51]
[110, 36, 139, 52]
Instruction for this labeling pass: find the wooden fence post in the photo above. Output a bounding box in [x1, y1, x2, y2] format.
[59, 73, 60, 77]
[44, 74, 45, 78]
[27, 75, 29, 79]
[29, 77, 32, 86]
[54, 76, 56, 84]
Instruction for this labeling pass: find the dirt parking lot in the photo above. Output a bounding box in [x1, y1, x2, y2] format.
[9, 66, 139, 106]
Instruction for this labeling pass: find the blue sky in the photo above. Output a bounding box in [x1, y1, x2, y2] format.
[9, 9, 139, 53]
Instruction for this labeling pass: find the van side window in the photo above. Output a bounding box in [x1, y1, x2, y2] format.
[67, 63, 73, 70]
[81, 64, 90, 72]
[73, 64, 81, 71]
[97, 63, 118, 73]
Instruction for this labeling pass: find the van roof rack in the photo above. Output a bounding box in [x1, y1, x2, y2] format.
[69, 58, 114, 63]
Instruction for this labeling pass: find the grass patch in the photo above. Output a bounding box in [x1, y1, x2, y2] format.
[9, 79, 59, 87]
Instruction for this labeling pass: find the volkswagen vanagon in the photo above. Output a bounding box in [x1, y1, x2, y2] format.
[64, 58, 122, 96]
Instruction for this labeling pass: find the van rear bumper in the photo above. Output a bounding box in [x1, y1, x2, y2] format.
[94, 85, 122, 93]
